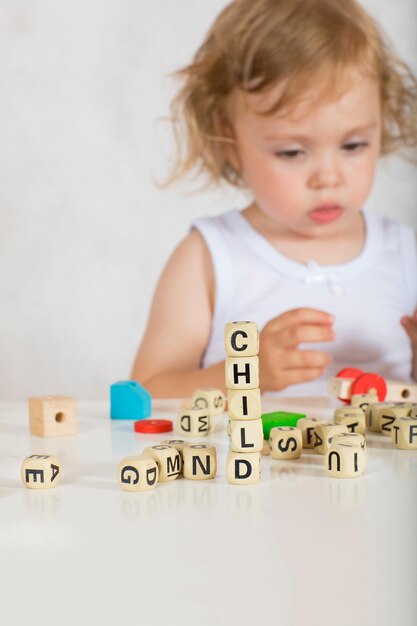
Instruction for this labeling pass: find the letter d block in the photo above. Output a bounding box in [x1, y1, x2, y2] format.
[226, 452, 261, 485]
[21, 454, 60, 489]
[391, 417, 417, 450]
[29, 396, 77, 437]
[142, 445, 182, 481]
[227, 388, 262, 420]
[176, 407, 210, 437]
[269, 427, 302, 460]
[224, 321, 259, 357]
[225, 356, 259, 389]
[118, 456, 159, 492]
[230, 419, 263, 453]
[325, 444, 366, 478]
[183, 445, 217, 480]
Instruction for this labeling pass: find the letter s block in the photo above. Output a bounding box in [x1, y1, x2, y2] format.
[269, 427, 302, 460]
[391, 416, 417, 450]
[230, 419, 263, 453]
[29, 396, 77, 437]
[325, 444, 366, 478]
[225, 356, 259, 389]
[224, 321, 259, 357]
[176, 407, 210, 437]
[226, 452, 261, 485]
[21, 454, 61, 489]
[118, 456, 159, 492]
[142, 445, 182, 481]
[192, 388, 225, 415]
[183, 445, 217, 480]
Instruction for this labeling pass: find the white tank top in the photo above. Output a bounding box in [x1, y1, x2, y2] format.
[192, 209, 417, 397]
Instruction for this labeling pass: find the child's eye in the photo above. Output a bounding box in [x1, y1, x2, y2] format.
[343, 142, 368, 152]
[275, 149, 304, 159]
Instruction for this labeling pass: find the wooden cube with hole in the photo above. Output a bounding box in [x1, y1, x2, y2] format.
[28, 396, 77, 437]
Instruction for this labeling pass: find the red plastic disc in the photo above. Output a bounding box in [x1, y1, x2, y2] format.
[350, 372, 387, 401]
[134, 419, 173, 434]
[336, 367, 364, 379]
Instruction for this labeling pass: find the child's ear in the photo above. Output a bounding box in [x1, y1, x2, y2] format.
[220, 120, 243, 184]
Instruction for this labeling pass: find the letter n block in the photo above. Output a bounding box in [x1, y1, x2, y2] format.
[29, 396, 77, 437]
[226, 452, 261, 485]
[118, 456, 159, 492]
[379, 405, 412, 437]
[21, 454, 61, 489]
[183, 445, 217, 480]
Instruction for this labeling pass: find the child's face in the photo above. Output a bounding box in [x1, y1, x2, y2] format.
[232, 69, 382, 237]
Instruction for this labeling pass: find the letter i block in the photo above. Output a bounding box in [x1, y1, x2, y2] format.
[118, 456, 159, 492]
[183, 445, 217, 480]
[325, 444, 366, 478]
[333, 406, 366, 435]
[269, 427, 302, 460]
[313, 423, 348, 455]
[297, 418, 327, 448]
[224, 321, 259, 357]
[110, 380, 151, 420]
[391, 417, 417, 450]
[230, 419, 263, 453]
[21, 454, 61, 489]
[225, 356, 259, 389]
[176, 407, 210, 437]
[142, 445, 182, 481]
[226, 452, 261, 485]
[227, 388, 262, 420]
[191, 388, 225, 415]
[29, 396, 77, 437]
[331, 432, 366, 451]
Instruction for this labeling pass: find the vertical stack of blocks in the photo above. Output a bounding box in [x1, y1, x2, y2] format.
[224, 322, 263, 485]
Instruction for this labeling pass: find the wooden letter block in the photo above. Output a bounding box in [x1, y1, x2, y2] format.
[225, 356, 259, 389]
[118, 456, 159, 492]
[21, 454, 60, 489]
[160, 439, 187, 474]
[297, 418, 326, 448]
[230, 419, 263, 453]
[192, 388, 225, 415]
[176, 407, 210, 437]
[142, 445, 182, 481]
[379, 405, 412, 436]
[391, 416, 417, 450]
[226, 452, 261, 485]
[334, 406, 366, 435]
[365, 402, 396, 432]
[224, 321, 259, 357]
[351, 392, 378, 412]
[325, 444, 366, 478]
[28, 396, 77, 437]
[227, 388, 262, 420]
[331, 431, 366, 451]
[314, 423, 348, 455]
[269, 427, 302, 460]
[183, 445, 217, 480]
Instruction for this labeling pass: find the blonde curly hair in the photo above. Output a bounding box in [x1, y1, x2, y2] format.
[168, 0, 417, 188]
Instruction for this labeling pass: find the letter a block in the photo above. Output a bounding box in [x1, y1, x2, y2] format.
[230, 419, 263, 453]
[314, 423, 348, 455]
[333, 406, 366, 435]
[183, 445, 217, 480]
[391, 416, 417, 450]
[142, 445, 182, 481]
[227, 388, 262, 420]
[297, 418, 326, 448]
[118, 456, 159, 492]
[176, 407, 210, 437]
[226, 452, 261, 485]
[110, 380, 151, 420]
[225, 356, 259, 389]
[224, 321, 259, 357]
[21, 454, 61, 489]
[325, 444, 366, 478]
[269, 427, 302, 460]
[29, 396, 77, 437]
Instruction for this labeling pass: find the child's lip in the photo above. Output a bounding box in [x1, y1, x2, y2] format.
[309, 205, 343, 223]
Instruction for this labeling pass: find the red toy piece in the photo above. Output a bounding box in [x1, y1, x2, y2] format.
[350, 372, 387, 401]
[134, 419, 173, 434]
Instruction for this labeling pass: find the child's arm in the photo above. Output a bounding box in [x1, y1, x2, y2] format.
[401, 309, 417, 382]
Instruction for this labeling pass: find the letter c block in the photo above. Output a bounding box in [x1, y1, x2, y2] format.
[224, 322, 259, 357]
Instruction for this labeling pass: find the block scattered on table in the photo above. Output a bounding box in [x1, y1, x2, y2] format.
[21, 454, 60, 489]
[29, 395, 77, 437]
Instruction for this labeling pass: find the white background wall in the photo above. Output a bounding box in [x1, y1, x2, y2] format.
[0, 0, 416, 400]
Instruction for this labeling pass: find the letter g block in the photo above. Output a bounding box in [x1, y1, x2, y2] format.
[118, 456, 159, 492]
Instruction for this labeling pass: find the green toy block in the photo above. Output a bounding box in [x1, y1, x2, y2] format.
[261, 410, 305, 439]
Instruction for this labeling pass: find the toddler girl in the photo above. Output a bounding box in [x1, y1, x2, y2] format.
[132, 0, 417, 397]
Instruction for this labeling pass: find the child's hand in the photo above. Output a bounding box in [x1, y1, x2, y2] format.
[259, 308, 335, 391]
[401, 310, 417, 351]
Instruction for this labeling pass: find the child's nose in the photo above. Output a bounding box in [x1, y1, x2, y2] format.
[308, 155, 344, 189]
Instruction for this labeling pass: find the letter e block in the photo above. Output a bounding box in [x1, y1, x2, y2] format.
[269, 427, 302, 460]
[118, 456, 159, 492]
[29, 396, 77, 437]
[21, 454, 61, 489]
[225, 356, 259, 389]
[224, 322, 259, 357]
[230, 419, 263, 453]
[226, 452, 261, 485]
[183, 445, 217, 480]
[391, 416, 417, 450]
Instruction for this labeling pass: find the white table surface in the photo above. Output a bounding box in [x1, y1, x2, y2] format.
[0, 396, 416, 626]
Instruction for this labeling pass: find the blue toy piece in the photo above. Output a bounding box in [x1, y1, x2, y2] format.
[110, 380, 152, 420]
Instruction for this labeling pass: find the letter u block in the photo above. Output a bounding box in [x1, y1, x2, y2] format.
[225, 356, 259, 389]
[142, 445, 182, 481]
[391, 416, 417, 450]
[176, 407, 210, 437]
[191, 388, 225, 415]
[314, 423, 348, 455]
[21, 454, 61, 489]
[29, 396, 77, 437]
[227, 388, 262, 420]
[230, 419, 263, 453]
[183, 445, 217, 480]
[325, 444, 366, 478]
[118, 456, 159, 492]
[224, 321, 259, 357]
[226, 452, 261, 485]
[269, 427, 302, 460]
[334, 406, 366, 435]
